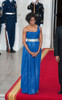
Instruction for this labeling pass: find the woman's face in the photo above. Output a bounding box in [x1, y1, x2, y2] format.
[30, 17, 36, 25]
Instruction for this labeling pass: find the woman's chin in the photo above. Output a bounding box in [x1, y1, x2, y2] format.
[31, 24, 35, 26]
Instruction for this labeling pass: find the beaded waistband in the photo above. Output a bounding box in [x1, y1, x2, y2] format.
[26, 38, 39, 42]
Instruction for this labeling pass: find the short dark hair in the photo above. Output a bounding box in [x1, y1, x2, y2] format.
[25, 13, 37, 23]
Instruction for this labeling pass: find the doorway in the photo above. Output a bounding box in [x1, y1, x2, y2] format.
[54, 0, 62, 34]
[53, 0, 62, 48]
[57, 0, 62, 26]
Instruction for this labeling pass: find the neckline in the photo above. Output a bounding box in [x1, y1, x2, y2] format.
[27, 25, 39, 33]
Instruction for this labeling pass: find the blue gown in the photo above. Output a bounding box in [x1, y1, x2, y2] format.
[21, 25, 42, 94]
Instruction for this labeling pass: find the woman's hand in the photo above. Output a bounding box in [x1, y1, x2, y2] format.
[34, 50, 39, 57]
[29, 50, 40, 57]
[29, 51, 35, 56]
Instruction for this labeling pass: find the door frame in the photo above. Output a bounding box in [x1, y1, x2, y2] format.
[50, 0, 58, 48]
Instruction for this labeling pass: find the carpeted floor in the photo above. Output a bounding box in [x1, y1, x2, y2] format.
[5, 49, 62, 100]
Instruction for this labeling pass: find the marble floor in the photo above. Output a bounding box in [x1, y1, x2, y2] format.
[0, 48, 23, 100]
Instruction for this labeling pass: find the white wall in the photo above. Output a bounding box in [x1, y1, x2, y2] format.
[0, 0, 6, 50]
[0, 0, 53, 50]
[40, 0, 52, 48]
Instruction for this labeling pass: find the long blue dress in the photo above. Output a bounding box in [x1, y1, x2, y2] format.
[21, 25, 42, 94]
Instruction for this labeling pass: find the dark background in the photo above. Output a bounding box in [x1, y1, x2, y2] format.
[57, 0, 62, 26]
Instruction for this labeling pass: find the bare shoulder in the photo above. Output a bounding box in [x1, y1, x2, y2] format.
[25, 25, 30, 28]
[23, 26, 28, 33]
[24, 25, 31, 31]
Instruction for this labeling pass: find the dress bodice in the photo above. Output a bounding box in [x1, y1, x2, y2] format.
[26, 25, 40, 39]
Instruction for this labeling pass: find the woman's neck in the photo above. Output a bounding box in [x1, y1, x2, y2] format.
[30, 24, 35, 27]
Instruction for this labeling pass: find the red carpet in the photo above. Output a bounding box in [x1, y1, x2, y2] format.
[5, 49, 62, 100]
[15, 50, 62, 100]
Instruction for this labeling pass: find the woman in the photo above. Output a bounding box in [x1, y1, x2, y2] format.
[21, 13, 42, 94]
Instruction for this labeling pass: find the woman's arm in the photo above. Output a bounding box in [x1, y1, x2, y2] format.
[38, 26, 43, 52]
[22, 27, 31, 53]
[33, 26, 43, 57]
